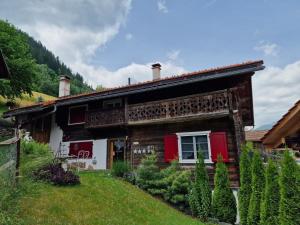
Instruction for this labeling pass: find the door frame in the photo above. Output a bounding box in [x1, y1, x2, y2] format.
[107, 137, 126, 169]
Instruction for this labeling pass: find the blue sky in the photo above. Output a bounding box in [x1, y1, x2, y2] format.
[95, 0, 300, 70]
[1, 0, 300, 127]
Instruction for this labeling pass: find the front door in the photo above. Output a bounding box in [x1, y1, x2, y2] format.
[108, 138, 126, 169]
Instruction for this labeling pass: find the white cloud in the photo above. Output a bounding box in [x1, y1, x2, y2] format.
[125, 33, 133, 40]
[157, 0, 168, 13]
[254, 41, 279, 56]
[167, 50, 180, 61]
[0, 0, 132, 66]
[72, 61, 187, 88]
[253, 60, 300, 127]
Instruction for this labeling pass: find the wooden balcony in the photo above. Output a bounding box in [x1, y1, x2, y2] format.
[127, 90, 233, 125]
[85, 108, 125, 129]
[85, 90, 235, 128]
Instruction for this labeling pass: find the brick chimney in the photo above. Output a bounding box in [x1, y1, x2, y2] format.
[152, 63, 161, 80]
[59, 75, 70, 97]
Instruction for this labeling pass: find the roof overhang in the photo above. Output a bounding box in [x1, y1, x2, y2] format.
[56, 63, 264, 106]
[3, 60, 264, 117]
[262, 100, 300, 149]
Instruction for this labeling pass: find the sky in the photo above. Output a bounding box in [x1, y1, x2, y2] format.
[1, 0, 300, 128]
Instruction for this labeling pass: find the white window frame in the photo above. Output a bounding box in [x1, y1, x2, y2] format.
[177, 131, 212, 164]
[68, 104, 88, 125]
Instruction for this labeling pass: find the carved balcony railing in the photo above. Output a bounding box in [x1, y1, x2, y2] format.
[128, 90, 233, 124]
[85, 108, 125, 128]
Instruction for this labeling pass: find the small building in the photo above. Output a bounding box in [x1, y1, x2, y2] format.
[262, 100, 300, 155]
[245, 130, 268, 151]
[3, 60, 264, 187]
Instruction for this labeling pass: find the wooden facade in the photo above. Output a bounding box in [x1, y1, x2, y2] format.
[4, 61, 264, 188]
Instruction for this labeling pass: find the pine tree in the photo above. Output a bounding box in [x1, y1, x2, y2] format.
[239, 143, 253, 225]
[260, 159, 280, 225]
[278, 151, 300, 225]
[247, 151, 265, 225]
[212, 155, 237, 224]
[188, 153, 211, 221]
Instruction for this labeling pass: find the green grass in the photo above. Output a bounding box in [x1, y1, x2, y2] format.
[18, 172, 204, 225]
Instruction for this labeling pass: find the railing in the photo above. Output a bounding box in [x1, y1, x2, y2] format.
[85, 89, 236, 128]
[128, 90, 232, 124]
[85, 108, 125, 128]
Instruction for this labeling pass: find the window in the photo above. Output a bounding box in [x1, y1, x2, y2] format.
[68, 105, 87, 125]
[103, 98, 122, 109]
[177, 131, 212, 163]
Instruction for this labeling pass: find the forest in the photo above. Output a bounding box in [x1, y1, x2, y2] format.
[0, 20, 93, 98]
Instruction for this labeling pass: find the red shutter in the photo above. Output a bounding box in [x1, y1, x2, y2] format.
[210, 132, 229, 162]
[69, 141, 93, 158]
[164, 134, 179, 163]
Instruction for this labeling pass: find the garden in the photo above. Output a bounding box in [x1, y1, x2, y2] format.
[0, 140, 299, 225]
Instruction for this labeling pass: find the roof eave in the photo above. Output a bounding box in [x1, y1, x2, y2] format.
[57, 64, 264, 106]
[3, 61, 264, 117]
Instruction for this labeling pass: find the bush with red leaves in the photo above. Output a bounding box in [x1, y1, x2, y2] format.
[34, 163, 80, 186]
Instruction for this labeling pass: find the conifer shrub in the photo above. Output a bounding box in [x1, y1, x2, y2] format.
[247, 151, 265, 225]
[188, 153, 211, 221]
[278, 151, 300, 225]
[164, 170, 191, 211]
[136, 153, 161, 192]
[212, 155, 237, 224]
[238, 143, 253, 225]
[260, 159, 280, 225]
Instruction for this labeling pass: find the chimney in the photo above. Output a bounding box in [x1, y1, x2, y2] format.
[59, 75, 71, 97]
[152, 63, 161, 80]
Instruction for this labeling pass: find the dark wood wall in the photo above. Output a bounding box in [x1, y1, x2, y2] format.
[129, 117, 240, 188]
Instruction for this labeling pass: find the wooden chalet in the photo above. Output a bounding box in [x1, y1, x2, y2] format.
[262, 100, 300, 153]
[4, 61, 264, 187]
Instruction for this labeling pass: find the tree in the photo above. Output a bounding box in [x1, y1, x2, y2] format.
[212, 155, 237, 224]
[279, 151, 300, 225]
[136, 153, 161, 192]
[0, 20, 37, 98]
[238, 143, 253, 225]
[247, 151, 265, 225]
[188, 153, 211, 221]
[260, 159, 280, 225]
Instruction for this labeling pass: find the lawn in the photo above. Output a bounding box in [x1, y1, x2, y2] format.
[18, 172, 205, 225]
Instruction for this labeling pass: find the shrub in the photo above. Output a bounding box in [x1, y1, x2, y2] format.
[279, 151, 300, 225]
[136, 153, 161, 192]
[188, 153, 211, 221]
[260, 159, 280, 225]
[111, 161, 130, 178]
[247, 151, 265, 225]
[123, 171, 136, 184]
[148, 160, 180, 196]
[20, 140, 53, 176]
[164, 170, 191, 211]
[34, 163, 80, 185]
[212, 155, 236, 224]
[238, 143, 253, 225]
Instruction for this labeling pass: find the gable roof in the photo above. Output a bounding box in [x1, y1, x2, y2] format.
[262, 100, 300, 148]
[3, 60, 264, 117]
[245, 130, 268, 142]
[0, 50, 10, 79]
